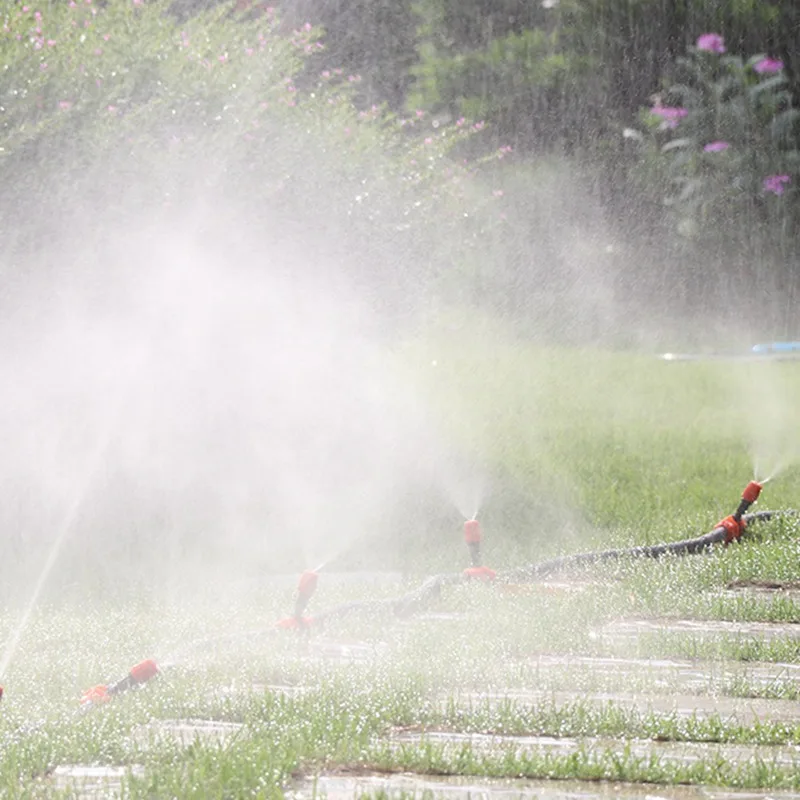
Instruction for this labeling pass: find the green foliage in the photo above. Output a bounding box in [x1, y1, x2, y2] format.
[0, 0, 492, 301]
[631, 43, 800, 244]
[410, 1, 593, 148]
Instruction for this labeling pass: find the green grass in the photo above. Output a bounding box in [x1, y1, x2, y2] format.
[397, 321, 800, 565]
[4, 336, 800, 795]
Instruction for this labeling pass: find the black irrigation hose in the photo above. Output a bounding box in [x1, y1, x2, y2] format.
[315, 509, 798, 624]
[163, 509, 797, 656]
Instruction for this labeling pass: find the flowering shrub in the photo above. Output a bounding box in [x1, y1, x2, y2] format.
[631, 33, 799, 242]
[0, 0, 495, 297]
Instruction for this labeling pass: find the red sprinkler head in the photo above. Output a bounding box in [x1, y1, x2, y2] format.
[464, 519, 481, 544]
[742, 481, 762, 504]
[0, 686, 3, 701]
[293, 570, 319, 620]
[129, 659, 159, 685]
[297, 570, 319, 600]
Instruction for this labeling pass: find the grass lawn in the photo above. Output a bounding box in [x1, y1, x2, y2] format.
[3, 329, 800, 797]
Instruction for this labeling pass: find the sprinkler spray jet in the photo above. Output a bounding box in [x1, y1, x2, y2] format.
[80, 658, 159, 709]
[462, 518, 496, 580]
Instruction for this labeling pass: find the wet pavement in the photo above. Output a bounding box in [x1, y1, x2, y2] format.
[133, 719, 244, 748]
[49, 764, 144, 799]
[447, 688, 800, 723]
[597, 618, 800, 644]
[526, 653, 800, 692]
[390, 730, 800, 769]
[289, 771, 800, 800]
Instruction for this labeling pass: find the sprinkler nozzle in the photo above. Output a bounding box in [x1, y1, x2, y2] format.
[464, 519, 481, 544]
[742, 481, 762, 504]
[127, 659, 159, 687]
[294, 570, 319, 619]
[0, 686, 4, 702]
[734, 480, 763, 521]
[464, 519, 482, 567]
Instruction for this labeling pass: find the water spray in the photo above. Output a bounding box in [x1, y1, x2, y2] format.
[80, 658, 159, 709]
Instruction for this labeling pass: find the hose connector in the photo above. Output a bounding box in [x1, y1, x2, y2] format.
[80, 684, 110, 707]
[463, 566, 496, 580]
[719, 514, 747, 544]
[277, 616, 314, 630]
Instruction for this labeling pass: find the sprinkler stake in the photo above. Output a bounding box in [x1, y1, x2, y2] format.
[464, 519, 482, 567]
[80, 659, 159, 708]
[719, 481, 763, 544]
[462, 519, 496, 579]
[294, 570, 319, 620]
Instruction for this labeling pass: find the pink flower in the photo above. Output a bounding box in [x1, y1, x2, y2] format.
[424, 137, 433, 144]
[58, 100, 72, 110]
[650, 105, 688, 128]
[763, 174, 791, 195]
[492, 189, 504, 197]
[651, 105, 688, 121]
[754, 57, 784, 74]
[696, 33, 726, 53]
[703, 140, 730, 152]
[47, 39, 56, 46]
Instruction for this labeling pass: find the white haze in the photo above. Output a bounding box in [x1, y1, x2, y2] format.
[0, 208, 466, 601]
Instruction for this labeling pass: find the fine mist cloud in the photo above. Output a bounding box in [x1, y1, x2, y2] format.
[0, 211, 448, 597]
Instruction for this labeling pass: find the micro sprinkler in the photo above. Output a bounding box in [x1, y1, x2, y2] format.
[80, 658, 159, 709]
[718, 480, 763, 543]
[462, 518, 496, 580]
[277, 566, 321, 630]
